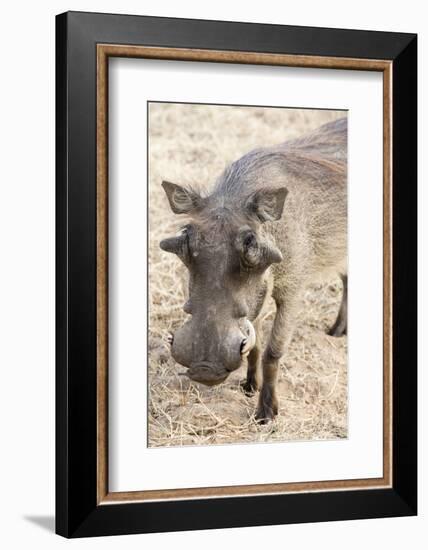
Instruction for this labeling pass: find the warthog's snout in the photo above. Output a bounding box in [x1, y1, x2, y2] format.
[169, 318, 256, 386]
[185, 362, 229, 386]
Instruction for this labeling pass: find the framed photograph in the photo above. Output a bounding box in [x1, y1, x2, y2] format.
[56, 11, 417, 538]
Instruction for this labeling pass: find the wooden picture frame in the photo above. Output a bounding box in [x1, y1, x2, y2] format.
[56, 11, 417, 538]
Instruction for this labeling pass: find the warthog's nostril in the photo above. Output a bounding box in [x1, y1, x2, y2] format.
[167, 333, 174, 346]
[240, 338, 248, 354]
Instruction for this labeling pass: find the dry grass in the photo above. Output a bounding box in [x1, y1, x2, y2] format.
[148, 103, 347, 447]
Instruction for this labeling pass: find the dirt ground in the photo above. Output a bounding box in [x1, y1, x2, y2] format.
[148, 103, 347, 447]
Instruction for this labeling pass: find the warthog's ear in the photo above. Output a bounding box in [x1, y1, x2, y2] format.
[162, 181, 202, 215]
[245, 187, 288, 223]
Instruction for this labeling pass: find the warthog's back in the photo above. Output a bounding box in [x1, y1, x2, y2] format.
[281, 117, 347, 162]
[215, 117, 347, 199]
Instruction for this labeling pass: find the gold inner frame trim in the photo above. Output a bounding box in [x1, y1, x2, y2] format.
[96, 44, 393, 505]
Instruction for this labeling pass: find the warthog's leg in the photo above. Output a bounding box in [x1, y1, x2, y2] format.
[256, 293, 300, 423]
[328, 274, 347, 337]
[241, 320, 261, 395]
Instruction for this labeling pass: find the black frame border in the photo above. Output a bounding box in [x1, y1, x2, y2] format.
[56, 11, 417, 538]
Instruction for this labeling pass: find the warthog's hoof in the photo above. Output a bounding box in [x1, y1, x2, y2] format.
[240, 378, 259, 396]
[327, 323, 347, 337]
[255, 388, 278, 424]
[255, 404, 278, 424]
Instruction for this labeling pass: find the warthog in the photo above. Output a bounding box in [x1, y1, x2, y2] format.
[160, 117, 347, 422]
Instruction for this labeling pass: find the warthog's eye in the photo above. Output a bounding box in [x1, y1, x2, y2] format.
[240, 231, 260, 269]
[236, 228, 283, 271]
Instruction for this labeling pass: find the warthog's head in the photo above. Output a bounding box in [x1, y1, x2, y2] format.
[160, 180, 287, 386]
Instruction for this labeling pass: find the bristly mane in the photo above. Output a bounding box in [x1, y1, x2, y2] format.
[212, 117, 347, 198]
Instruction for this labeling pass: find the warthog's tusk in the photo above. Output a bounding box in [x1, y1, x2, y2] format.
[241, 320, 256, 355]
